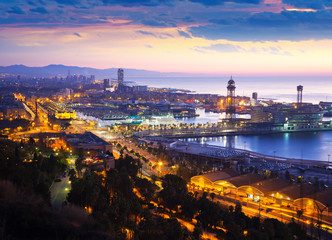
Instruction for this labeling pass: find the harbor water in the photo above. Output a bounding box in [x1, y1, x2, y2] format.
[178, 109, 332, 162]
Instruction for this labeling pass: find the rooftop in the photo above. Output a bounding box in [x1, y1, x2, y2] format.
[276, 183, 318, 200]
[226, 173, 265, 188]
[195, 169, 240, 183]
[248, 178, 292, 194]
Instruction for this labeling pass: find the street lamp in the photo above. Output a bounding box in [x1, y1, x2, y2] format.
[158, 161, 163, 177]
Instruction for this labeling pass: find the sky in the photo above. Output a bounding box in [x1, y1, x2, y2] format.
[1, 0, 332, 75]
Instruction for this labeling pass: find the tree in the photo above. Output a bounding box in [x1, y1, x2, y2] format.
[235, 203, 242, 215]
[28, 137, 35, 145]
[192, 222, 203, 240]
[14, 145, 20, 164]
[285, 170, 291, 181]
[159, 174, 188, 211]
[75, 148, 85, 177]
[229, 205, 234, 213]
[68, 168, 77, 182]
[135, 177, 158, 202]
[210, 192, 216, 201]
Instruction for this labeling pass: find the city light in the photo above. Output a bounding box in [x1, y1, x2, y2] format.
[1, 1, 332, 237]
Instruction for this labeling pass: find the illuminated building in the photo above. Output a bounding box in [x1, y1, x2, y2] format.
[294, 188, 332, 215]
[0, 94, 29, 120]
[55, 110, 76, 119]
[266, 183, 317, 206]
[226, 77, 236, 119]
[65, 131, 112, 153]
[190, 169, 239, 192]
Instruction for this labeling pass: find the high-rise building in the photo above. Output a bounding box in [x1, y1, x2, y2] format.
[252, 92, 258, 100]
[297, 85, 303, 107]
[104, 79, 110, 91]
[90, 75, 95, 82]
[66, 69, 71, 81]
[118, 68, 124, 86]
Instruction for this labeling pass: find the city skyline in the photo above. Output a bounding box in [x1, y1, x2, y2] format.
[1, 0, 332, 75]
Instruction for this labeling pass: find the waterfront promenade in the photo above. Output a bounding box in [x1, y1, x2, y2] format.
[170, 141, 330, 167]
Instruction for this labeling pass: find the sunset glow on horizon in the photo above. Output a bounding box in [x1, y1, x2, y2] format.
[1, 0, 332, 75]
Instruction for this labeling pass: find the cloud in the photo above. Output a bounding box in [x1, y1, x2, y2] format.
[189, 9, 332, 41]
[178, 30, 191, 38]
[258, 46, 292, 55]
[7, 6, 25, 14]
[189, 0, 262, 6]
[1, 0, 332, 43]
[53, 0, 80, 5]
[137, 30, 156, 36]
[282, 0, 325, 10]
[136, 30, 173, 39]
[30, 7, 49, 14]
[73, 32, 82, 37]
[199, 43, 243, 52]
[162, 33, 173, 38]
[28, 1, 37, 6]
[101, 0, 175, 7]
[141, 19, 168, 27]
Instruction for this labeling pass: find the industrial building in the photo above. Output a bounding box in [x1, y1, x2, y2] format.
[190, 169, 239, 192]
[294, 188, 332, 215]
[190, 170, 330, 215]
[265, 182, 317, 206]
[237, 178, 291, 203]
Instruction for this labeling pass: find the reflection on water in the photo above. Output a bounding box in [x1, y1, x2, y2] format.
[182, 132, 332, 162]
[176, 108, 249, 124]
[178, 109, 332, 162]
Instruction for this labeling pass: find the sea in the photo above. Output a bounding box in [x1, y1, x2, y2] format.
[131, 75, 332, 104]
[130, 75, 332, 162]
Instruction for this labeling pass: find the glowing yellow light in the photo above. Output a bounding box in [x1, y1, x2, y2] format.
[286, 8, 317, 12]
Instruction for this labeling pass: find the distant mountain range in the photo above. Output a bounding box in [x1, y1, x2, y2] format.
[0, 64, 192, 79]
